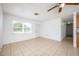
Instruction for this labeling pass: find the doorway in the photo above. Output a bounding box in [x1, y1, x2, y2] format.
[66, 22, 73, 45]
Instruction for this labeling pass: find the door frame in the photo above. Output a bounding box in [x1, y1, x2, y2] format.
[73, 12, 77, 48]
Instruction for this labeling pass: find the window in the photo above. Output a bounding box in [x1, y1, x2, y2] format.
[23, 23, 32, 33]
[13, 21, 32, 33]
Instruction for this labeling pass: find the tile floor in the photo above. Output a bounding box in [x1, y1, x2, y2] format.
[0, 37, 79, 56]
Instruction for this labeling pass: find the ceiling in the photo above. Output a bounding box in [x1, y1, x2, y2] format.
[2, 3, 79, 21]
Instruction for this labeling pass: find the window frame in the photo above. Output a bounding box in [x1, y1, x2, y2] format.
[12, 21, 32, 33]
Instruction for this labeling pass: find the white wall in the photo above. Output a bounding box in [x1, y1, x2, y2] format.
[3, 13, 40, 44]
[35, 24, 40, 36]
[40, 18, 63, 41]
[0, 4, 3, 49]
[3, 13, 67, 44]
[61, 20, 66, 40]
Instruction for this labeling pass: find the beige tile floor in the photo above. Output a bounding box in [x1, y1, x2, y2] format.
[0, 37, 79, 56]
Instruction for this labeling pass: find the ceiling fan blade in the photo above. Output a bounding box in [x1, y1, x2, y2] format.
[59, 7, 62, 13]
[66, 3, 79, 5]
[48, 5, 59, 12]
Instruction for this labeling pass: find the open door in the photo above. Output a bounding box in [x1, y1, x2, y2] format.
[76, 15, 79, 47]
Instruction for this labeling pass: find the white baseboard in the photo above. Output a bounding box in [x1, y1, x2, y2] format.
[3, 36, 39, 45]
[40, 36, 61, 42]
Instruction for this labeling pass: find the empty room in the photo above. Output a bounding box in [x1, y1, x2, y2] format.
[0, 3, 79, 56]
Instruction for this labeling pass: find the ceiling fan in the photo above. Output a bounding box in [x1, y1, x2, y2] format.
[48, 3, 79, 13]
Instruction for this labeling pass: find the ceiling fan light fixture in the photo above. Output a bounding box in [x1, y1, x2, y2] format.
[34, 13, 39, 15]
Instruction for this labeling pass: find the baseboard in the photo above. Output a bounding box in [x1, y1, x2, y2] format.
[40, 36, 61, 42]
[3, 36, 62, 45]
[3, 36, 40, 45]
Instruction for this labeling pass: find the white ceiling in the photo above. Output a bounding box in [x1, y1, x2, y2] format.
[2, 3, 79, 21]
